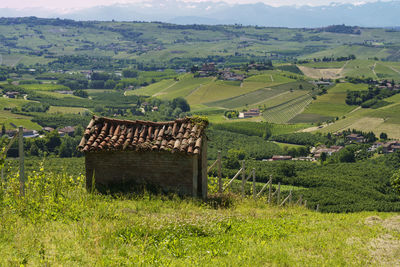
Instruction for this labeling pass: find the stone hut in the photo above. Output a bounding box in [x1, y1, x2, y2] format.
[78, 116, 208, 199]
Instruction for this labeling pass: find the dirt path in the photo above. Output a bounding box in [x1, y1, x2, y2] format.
[348, 106, 361, 114]
[388, 65, 400, 74]
[186, 84, 204, 98]
[372, 62, 378, 78]
[11, 56, 22, 67]
[249, 90, 290, 107]
[152, 81, 178, 97]
[338, 60, 349, 76]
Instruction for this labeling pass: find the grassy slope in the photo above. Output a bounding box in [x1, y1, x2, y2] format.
[315, 94, 400, 138]
[0, 98, 42, 130]
[1, 186, 399, 266]
[302, 83, 366, 118]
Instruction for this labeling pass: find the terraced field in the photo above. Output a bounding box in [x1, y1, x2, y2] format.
[205, 87, 288, 109]
[315, 95, 400, 139]
[127, 79, 177, 97]
[205, 81, 313, 109]
[292, 83, 367, 123]
[263, 93, 314, 123]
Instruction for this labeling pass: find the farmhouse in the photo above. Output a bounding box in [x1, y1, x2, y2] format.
[58, 126, 75, 137]
[346, 133, 365, 143]
[382, 140, 400, 153]
[239, 109, 260, 118]
[78, 116, 208, 199]
[312, 145, 343, 159]
[271, 155, 292, 161]
[5, 92, 20, 98]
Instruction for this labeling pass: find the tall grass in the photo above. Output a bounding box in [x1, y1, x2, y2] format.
[0, 165, 398, 265]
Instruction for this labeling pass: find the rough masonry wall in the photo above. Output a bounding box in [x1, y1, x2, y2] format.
[85, 151, 198, 196]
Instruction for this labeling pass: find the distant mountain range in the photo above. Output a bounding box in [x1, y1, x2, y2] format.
[1, 0, 400, 27]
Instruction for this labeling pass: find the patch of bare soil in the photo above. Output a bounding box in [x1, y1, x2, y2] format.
[297, 66, 342, 79]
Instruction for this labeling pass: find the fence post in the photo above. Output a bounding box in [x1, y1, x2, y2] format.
[18, 126, 24, 195]
[289, 189, 292, 205]
[252, 168, 256, 200]
[304, 200, 307, 208]
[297, 195, 302, 205]
[316, 204, 319, 212]
[218, 150, 222, 193]
[241, 160, 245, 198]
[276, 182, 281, 205]
[268, 175, 272, 204]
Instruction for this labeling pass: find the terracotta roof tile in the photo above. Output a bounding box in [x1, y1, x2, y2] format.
[79, 116, 207, 155]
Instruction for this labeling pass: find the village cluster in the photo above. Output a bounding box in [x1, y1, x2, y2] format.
[268, 132, 400, 162]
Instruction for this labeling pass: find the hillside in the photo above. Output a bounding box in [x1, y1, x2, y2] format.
[0, 168, 399, 265]
[2, 17, 400, 68]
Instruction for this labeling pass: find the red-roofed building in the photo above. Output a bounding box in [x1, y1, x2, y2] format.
[78, 116, 208, 199]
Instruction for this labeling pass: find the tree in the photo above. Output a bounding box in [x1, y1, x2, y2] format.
[279, 162, 296, 177]
[263, 123, 272, 140]
[391, 169, 400, 195]
[225, 149, 246, 169]
[45, 130, 61, 153]
[74, 125, 84, 137]
[91, 72, 110, 81]
[29, 143, 40, 156]
[59, 135, 75, 157]
[338, 148, 355, 163]
[172, 97, 190, 112]
[380, 132, 388, 140]
[320, 152, 327, 162]
[104, 79, 117, 89]
[89, 80, 105, 89]
[171, 107, 183, 118]
[122, 68, 138, 78]
[73, 90, 88, 98]
[94, 105, 104, 113]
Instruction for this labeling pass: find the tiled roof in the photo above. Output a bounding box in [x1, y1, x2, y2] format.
[78, 116, 207, 155]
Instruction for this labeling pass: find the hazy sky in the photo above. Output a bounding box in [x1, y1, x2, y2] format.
[0, 0, 389, 10]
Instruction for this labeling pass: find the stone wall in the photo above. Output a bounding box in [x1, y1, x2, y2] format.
[85, 150, 204, 197]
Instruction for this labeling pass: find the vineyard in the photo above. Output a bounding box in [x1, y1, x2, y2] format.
[205, 87, 288, 109]
[205, 81, 313, 109]
[263, 93, 314, 123]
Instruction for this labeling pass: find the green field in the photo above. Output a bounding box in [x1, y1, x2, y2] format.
[315, 101, 400, 139]
[34, 91, 81, 99]
[48, 106, 88, 114]
[302, 83, 365, 118]
[127, 79, 177, 97]
[19, 83, 70, 91]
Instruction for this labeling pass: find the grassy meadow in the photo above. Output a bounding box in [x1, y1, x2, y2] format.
[0, 167, 399, 266]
